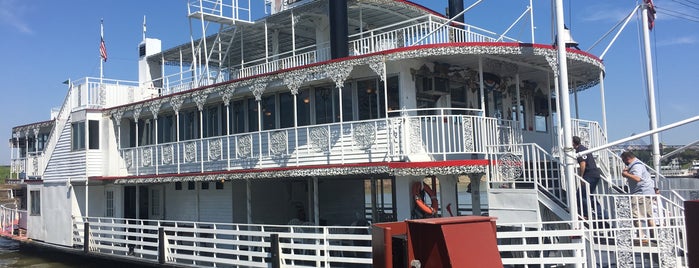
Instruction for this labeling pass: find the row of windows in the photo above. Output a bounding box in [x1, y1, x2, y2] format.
[72, 120, 100, 151]
[175, 181, 225, 190]
[125, 77, 400, 147]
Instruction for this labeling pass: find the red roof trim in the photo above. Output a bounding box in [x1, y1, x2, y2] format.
[90, 159, 491, 181]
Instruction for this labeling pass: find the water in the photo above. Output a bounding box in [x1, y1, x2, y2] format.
[0, 237, 155, 268]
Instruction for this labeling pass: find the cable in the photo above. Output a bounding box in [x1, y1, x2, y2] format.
[669, 0, 699, 11]
[656, 8, 699, 23]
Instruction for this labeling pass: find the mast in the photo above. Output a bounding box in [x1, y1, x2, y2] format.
[641, 1, 661, 171]
[553, 0, 578, 229]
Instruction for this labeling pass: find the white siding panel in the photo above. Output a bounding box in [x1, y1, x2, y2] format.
[43, 117, 86, 181]
[198, 182, 233, 223]
[164, 183, 197, 221]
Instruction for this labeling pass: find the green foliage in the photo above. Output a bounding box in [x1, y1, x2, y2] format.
[0, 166, 9, 184]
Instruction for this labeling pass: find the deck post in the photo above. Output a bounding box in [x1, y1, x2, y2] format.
[158, 227, 165, 264]
[83, 222, 89, 253]
[270, 233, 280, 268]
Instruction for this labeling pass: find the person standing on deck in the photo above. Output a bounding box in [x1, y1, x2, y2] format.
[573, 136, 603, 219]
[621, 151, 656, 239]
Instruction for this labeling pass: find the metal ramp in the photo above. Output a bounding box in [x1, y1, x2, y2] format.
[187, 0, 252, 86]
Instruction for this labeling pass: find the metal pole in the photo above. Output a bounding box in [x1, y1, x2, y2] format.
[576, 114, 699, 157]
[554, 0, 579, 231]
[529, 0, 535, 43]
[641, 3, 661, 171]
[599, 71, 608, 135]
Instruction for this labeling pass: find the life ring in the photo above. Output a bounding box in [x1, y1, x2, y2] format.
[412, 181, 439, 216]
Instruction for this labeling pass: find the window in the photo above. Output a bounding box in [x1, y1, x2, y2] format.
[105, 190, 114, 217]
[315, 86, 339, 124]
[188, 181, 195, 190]
[30, 190, 40, 215]
[231, 100, 246, 133]
[201, 182, 209, 190]
[175, 182, 182, 190]
[179, 110, 199, 140]
[357, 79, 380, 120]
[203, 106, 220, 138]
[279, 92, 294, 128]
[215, 181, 224, 190]
[71, 121, 86, 151]
[261, 95, 276, 130]
[88, 120, 99, 149]
[158, 115, 175, 143]
[247, 98, 259, 132]
[297, 90, 311, 126]
[150, 189, 161, 217]
[341, 82, 354, 121]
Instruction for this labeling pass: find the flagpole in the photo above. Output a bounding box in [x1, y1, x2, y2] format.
[641, 1, 661, 172]
[100, 18, 104, 82]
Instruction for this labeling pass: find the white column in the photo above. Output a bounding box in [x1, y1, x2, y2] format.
[599, 71, 608, 135]
[515, 73, 521, 129]
[154, 116, 159, 175]
[641, 3, 661, 171]
[176, 112, 181, 174]
[135, 119, 139, 176]
[225, 103, 231, 170]
[554, 0, 579, 228]
[199, 108, 204, 172]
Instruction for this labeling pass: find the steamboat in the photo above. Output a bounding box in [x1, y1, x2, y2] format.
[5, 0, 689, 267]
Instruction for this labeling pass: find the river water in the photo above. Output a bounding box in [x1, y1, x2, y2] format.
[0, 237, 155, 268]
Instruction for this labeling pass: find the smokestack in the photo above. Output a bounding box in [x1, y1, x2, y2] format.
[448, 0, 465, 25]
[329, 0, 349, 59]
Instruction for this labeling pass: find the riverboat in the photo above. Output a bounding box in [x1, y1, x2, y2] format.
[6, 0, 688, 267]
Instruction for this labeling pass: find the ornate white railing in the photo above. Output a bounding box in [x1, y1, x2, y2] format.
[119, 113, 517, 176]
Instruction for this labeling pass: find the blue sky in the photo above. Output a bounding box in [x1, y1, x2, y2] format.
[1, 0, 698, 165]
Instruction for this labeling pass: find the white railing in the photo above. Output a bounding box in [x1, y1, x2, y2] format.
[73, 217, 371, 267]
[70, 77, 140, 111]
[188, 0, 252, 22]
[0, 204, 26, 237]
[120, 113, 515, 176]
[583, 193, 688, 268]
[153, 14, 516, 97]
[497, 221, 586, 266]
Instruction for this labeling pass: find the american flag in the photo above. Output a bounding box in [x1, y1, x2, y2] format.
[100, 20, 108, 62]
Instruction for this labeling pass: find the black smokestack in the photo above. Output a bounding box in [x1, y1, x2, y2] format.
[329, 0, 349, 59]
[448, 0, 465, 25]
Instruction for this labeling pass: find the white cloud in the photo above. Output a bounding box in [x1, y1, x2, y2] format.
[581, 5, 634, 23]
[656, 36, 698, 46]
[0, 0, 33, 34]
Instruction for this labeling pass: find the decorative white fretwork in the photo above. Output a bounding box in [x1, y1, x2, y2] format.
[614, 196, 633, 268]
[310, 127, 330, 154]
[208, 139, 222, 160]
[184, 142, 197, 163]
[237, 135, 252, 158]
[462, 116, 475, 152]
[193, 92, 208, 111]
[142, 147, 152, 167]
[388, 118, 403, 156]
[124, 152, 133, 168]
[170, 95, 185, 114]
[283, 71, 307, 95]
[327, 62, 353, 89]
[162, 146, 173, 165]
[148, 99, 162, 119]
[252, 81, 268, 101]
[270, 131, 288, 156]
[496, 153, 522, 181]
[111, 109, 125, 126]
[132, 104, 143, 122]
[408, 118, 423, 154]
[369, 59, 386, 82]
[221, 85, 235, 106]
[353, 122, 376, 150]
